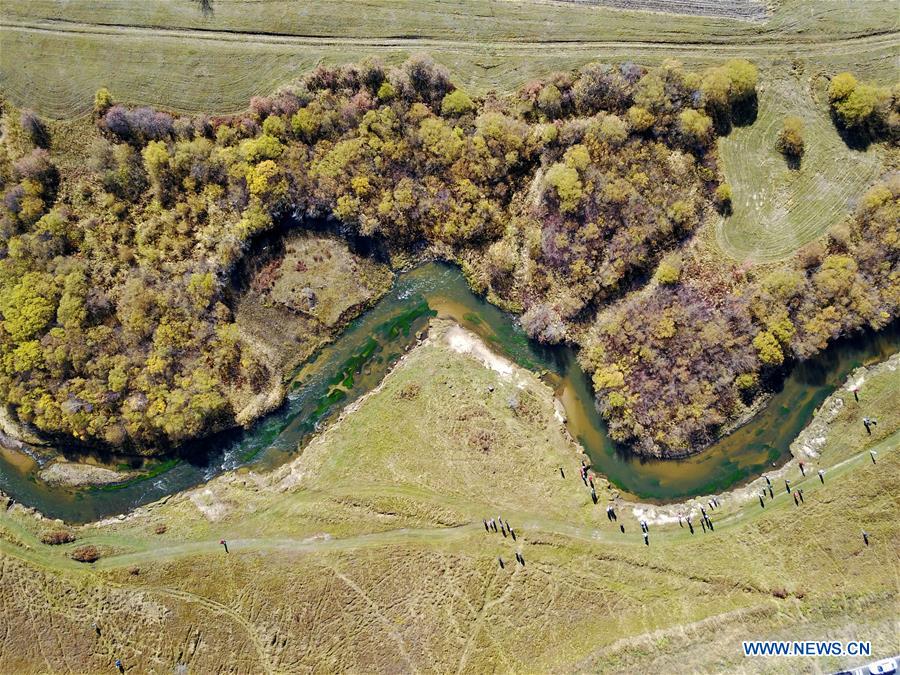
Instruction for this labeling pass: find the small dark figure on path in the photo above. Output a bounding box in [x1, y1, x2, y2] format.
[643, 532, 649, 546]
[620, 524, 625, 534]
[560, 467, 565, 479]
[589, 477, 595, 489]
[501, 526, 507, 538]
[785, 479, 791, 494]
[115, 659, 124, 673]
[862, 417, 877, 434]
[862, 531, 869, 546]
[707, 520, 714, 532]
[870, 450, 877, 464]
[510, 529, 516, 541]
[759, 494, 766, 508]
[765, 475, 771, 487]
[498, 557, 504, 568]
[799, 461, 806, 476]
[591, 489, 598, 504]
[768, 485, 774, 499]
[700, 519, 706, 533]
[818, 469, 825, 484]
[793, 493, 799, 506]
[688, 521, 694, 535]
[678, 515, 683, 528]
[483, 519, 489, 531]
[92, 622, 101, 636]
[851, 387, 859, 403]
[220, 539, 228, 554]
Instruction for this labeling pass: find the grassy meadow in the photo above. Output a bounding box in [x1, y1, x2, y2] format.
[0, 322, 897, 673]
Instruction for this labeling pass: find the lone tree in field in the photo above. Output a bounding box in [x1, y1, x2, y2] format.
[777, 115, 805, 163]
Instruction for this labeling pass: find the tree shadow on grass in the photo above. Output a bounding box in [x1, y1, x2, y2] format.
[829, 110, 875, 151]
[784, 153, 802, 171]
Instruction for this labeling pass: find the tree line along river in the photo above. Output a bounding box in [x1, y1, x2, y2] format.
[0, 262, 896, 523]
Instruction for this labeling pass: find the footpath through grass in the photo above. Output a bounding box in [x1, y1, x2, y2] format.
[0, 322, 896, 673]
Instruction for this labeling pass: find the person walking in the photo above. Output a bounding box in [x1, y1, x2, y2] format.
[862, 531, 869, 546]
[768, 485, 774, 499]
[759, 493, 766, 508]
[798, 489, 804, 504]
[510, 529, 516, 541]
[688, 520, 694, 535]
[818, 469, 825, 484]
[863, 417, 872, 434]
[784, 479, 791, 494]
[870, 450, 877, 464]
[483, 519, 489, 531]
[799, 461, 806, 476]
[559, 467, 565, 479]
[793, 492, 799, 506]
[850, 387, 859, 403]
[643, 532, 649, 546]
[220, 539, 228, 554]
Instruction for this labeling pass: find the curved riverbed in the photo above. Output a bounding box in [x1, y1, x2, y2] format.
[0, 263, 897, 522]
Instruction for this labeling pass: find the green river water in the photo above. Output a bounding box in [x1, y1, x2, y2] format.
[0, 262, 896, 522]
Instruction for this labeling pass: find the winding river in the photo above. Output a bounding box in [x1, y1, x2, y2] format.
[0, 262, 897, 522]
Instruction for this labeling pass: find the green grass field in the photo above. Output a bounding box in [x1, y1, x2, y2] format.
[0, 321, 897, 672]
[715, 72, 889, 262]
[1, 0, 897, 117]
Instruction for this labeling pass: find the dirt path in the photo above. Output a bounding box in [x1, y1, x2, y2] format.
[2, 432, 889, 577]
[1, 17, 897, 56]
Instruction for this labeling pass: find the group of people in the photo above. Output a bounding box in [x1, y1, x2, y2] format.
[483, 516, 516, 541]
[483, 515, 524, 568]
